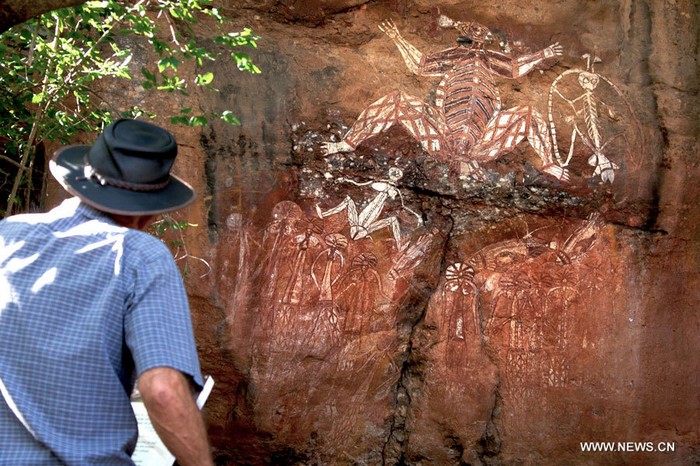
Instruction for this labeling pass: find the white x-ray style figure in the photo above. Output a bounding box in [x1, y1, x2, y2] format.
[316, 167, 422, 250]
[548, 54, 630, 183]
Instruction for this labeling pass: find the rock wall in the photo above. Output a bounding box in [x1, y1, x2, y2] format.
[57, 0, 700, 464]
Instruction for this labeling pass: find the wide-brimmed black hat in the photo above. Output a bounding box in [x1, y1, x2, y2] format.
[50, 119, 196, 215]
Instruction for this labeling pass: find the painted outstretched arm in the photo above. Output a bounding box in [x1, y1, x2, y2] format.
[395, 189, 423, 225]
[379, 19, 424, 75]
[321, 20, 426, 157]
[513, 42, 563, 77]
[337, 177, 373, 188]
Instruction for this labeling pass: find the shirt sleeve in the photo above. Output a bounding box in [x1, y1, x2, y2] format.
[123, 239, 203, 390]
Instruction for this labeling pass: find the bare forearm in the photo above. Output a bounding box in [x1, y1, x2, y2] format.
[138, 367, 214, 466]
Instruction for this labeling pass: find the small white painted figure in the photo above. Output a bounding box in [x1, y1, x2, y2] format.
[316, 167, 422, 250]
[549, 54, 631, 183]
[322, 16, 567, 181]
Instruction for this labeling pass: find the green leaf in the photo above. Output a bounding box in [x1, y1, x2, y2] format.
[149, 37, 169, 56]
[170, 116, 190, 125]
[157, 56, 180, 72]
[31, 92, 45, 104]
[220, 110, 240, 125]
[195, 72, 214, 86]
[190, 115, 207, 126]
[141, 66, 157, 82]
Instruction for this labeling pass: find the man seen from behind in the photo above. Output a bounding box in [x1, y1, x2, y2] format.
[0, 119, 213, 465]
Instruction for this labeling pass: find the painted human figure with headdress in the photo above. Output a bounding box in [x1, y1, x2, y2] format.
[323, 16, 567, 181]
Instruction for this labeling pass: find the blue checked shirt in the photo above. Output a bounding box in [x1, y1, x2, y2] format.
[0, 198, 203, 465]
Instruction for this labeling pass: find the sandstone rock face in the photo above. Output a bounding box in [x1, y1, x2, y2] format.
[52, 0, 700, 464]
[189, 1, 699, 464]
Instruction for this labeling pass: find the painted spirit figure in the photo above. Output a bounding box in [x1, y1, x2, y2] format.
[311, 233, 348, 302]
[548, 54, 635, 183]
[281, 218, 323, 305]
[323, 16, 567, 181]
[316, 167, 422, 250]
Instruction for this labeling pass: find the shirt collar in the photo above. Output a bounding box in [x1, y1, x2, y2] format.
[57, 197, 120, 226]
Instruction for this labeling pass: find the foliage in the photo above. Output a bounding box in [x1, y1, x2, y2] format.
[0, 0, 260, 216]
[150, 214, 212, 277]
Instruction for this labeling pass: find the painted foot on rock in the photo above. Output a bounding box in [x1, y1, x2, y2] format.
[589, 154, 618, 183]
[321, 140, 353, 156]
[543, 164, 570, 182]
[458, 160, 487, 181]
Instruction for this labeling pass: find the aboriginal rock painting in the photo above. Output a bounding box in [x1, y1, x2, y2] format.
[247, 167, 439, 370]
[431, 214, 607, 400]
[315, 167, 422, 251]
[239, 169, 442, 452]
[548, 54, 642, 183]
[220, 15, 636, 457]
[323, 15, 567, 181]
[260, 178, 431, 349]
[322, 16, 639, 184]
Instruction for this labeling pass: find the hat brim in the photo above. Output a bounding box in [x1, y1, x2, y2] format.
[50, 145, 197, 216]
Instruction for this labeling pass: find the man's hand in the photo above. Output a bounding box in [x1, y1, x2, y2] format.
[138, 367, 214, 466]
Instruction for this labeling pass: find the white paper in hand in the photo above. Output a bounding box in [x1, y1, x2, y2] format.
[130, 376, 214, 466]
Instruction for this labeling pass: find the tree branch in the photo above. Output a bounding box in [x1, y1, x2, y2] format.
[0, 0, 86, 34]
